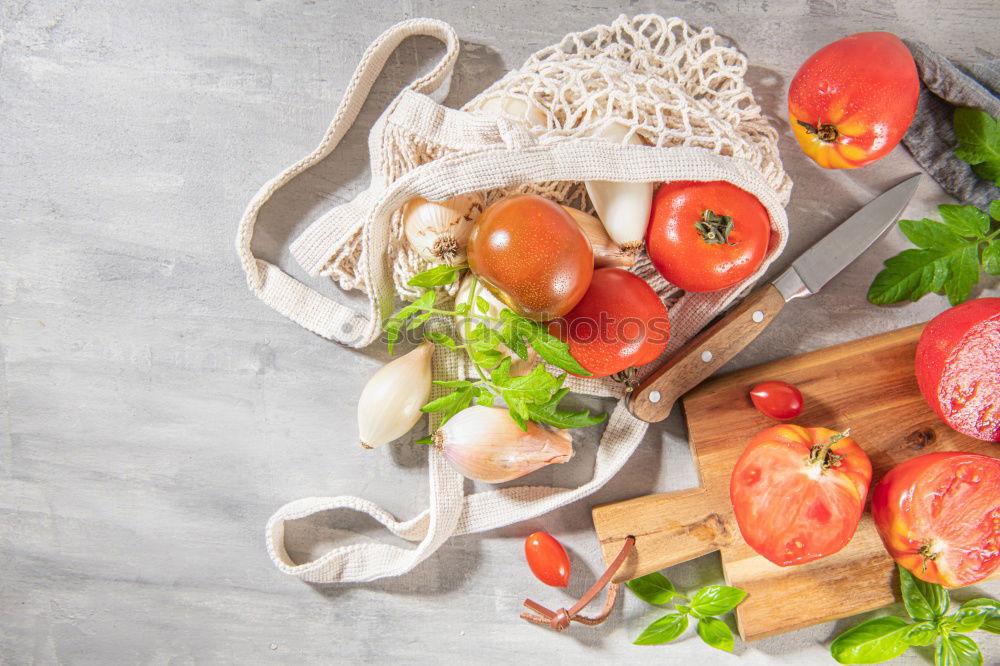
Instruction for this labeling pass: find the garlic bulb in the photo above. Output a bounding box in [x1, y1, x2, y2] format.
[560, 206, 636, 268]
[476, 94, 548, 130]
[455, 274, 537, 376]
[434, 406, 573, 483]
[403, 194, 482, 265]
[585, 121, 655, 256]
[357, 342, 433, 449]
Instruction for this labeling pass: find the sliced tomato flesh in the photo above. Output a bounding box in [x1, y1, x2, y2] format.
[908, 455, 1000, 585]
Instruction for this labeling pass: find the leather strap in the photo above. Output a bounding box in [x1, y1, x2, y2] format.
[520, 535, 636, 631]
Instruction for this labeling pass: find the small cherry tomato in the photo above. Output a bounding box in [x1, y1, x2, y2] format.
[749, 381, 804, 420]
[524, 532, 570, 587]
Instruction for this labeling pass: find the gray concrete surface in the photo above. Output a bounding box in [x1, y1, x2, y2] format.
[3, 0, 1000, 664]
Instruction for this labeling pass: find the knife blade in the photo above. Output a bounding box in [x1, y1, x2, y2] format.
[629, 173, 921, 423]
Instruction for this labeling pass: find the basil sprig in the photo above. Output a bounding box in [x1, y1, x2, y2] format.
[627, 571, 747, 652]
[830, 565, 999, 665]
[384, 264, 605, 434]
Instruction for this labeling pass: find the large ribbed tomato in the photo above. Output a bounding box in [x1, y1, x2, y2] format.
[548, 268, 670, 378]
[645, 181, 771, 293]
[915, 298, 1000, 442]
[468, 194, 593, 321]
[872, 452, 1000, 586]
[730, 425, 872, 567]
[788, 32, 918, 168]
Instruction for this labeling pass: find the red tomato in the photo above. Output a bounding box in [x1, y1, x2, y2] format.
[548, 268, 670, 378]
[872, 452, 1000, 586]
[915, 298, 1000, 442]
[730, 425, 872, 567]
[749, 381, 804, 420]
[645, 181, 771, 293]
[524, 532, 571, 587]
[788, 32, 918, 169]
[468, 194, 593, 321]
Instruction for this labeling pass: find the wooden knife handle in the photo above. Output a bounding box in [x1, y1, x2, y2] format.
[629, 283, 786, 422]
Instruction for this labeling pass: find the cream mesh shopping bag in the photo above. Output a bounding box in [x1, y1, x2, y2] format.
[237, 15, 792, 583]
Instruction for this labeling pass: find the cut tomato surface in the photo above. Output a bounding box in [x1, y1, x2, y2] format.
[872, 452, 1000, 587]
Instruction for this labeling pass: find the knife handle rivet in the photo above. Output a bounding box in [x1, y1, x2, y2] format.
[752, 310, 765, 323]
[701, 350, 713, 363]
[648, 390, 661, 403]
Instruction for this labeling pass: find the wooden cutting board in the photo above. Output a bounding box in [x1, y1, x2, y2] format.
[592, 323, 997, 641]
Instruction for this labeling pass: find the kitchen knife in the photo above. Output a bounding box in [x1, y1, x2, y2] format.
[629, 173, 922, 423]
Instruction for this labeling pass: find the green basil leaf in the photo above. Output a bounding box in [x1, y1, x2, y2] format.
[982, 241, 1000, 276]
[425, 332, 458, 350]
[899, 564, 950, 620]
[936, 633, 983, 666]
[633, 613, 688, 646]
[959, 599, 1000, 634]
[868, 248, 951, 305]
[899, 218, 967, 250]
[902, 621, 938, 647]
[939, 204, 990, 238]
[830, 616, 911, 664]
[697, 617, 735, 652]
[676, 604, 692, 615]
[626, 572, 678, 605]
[689, 585, 748, 617]
[949, 609, 987, 633]
[407, 264, 459, 287]
[944, 244, 981, 305]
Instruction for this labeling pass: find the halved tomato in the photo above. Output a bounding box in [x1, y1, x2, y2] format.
[730, 425, 872, 567]
[872, 452, 1000, 586]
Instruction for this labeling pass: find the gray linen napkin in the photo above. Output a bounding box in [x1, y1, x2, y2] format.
[902, 40, 1000, 209]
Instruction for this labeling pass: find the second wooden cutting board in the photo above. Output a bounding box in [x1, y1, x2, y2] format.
[592, 323, 997, 641]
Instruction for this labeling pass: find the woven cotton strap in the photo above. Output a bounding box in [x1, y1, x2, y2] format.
[235, 18, 459, 344]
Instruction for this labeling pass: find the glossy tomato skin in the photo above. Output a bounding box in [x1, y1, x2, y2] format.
[524, 532, 571, 587]
[872, 452, 1000, 586]
[788, 32, 918, 169]
[730, 425, 872, 567]
[749, 381, 804, 420]
[468, 194, 593, 321]
[646, 181, 771, 293]
[548, 268, 670, 377]
[915, 298, 1000, 442]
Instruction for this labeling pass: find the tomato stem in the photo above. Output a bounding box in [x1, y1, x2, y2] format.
[797, 119, 839, 143]
[696, 210, 737, 246]
[808, 428, 851, 470]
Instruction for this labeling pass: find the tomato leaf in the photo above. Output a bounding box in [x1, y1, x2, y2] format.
[502, 309, 591, 376]
[939, 204, 991, 237]
[627, 572, 678, 605]
[899, 564, 950, 620]
[689, 585, 748, 617]
[900, 218, 967, 251]
[633, 613, 688, 646]
[420, 386, 475, 426]
[525, 399, 607, 430]
[475, 296, 491, 314]
[696, 617, 735, 652]
[959, 599, 1000, 634]
[935, 633, 983, 666]
[830, 616, 911, 664]
[954, 108, 1000, 187]
[945, 244, 981, 306]
[868, 248, 951, 304]
[413, 435, 434, 446]
[407, 264, 460, 287]
[990, 200, 1000, 221]
[982, 241, 1000, 276]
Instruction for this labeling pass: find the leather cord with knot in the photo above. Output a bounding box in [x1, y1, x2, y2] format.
[520, 535, 636, 631]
